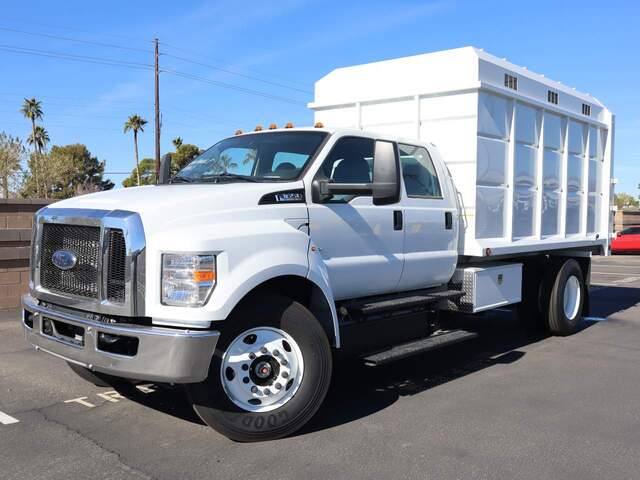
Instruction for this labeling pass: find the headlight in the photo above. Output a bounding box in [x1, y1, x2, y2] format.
[162, 253, 216, 307]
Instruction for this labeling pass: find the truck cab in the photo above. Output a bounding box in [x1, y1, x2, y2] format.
[22, 128, 467, 440]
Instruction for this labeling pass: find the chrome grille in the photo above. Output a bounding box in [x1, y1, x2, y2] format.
[106, 229, 126, 303]
[40, 224, 101, 298]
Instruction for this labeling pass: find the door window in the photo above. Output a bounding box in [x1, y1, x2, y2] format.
[399, 144, 442, 198]
[318, 136, 374, 202]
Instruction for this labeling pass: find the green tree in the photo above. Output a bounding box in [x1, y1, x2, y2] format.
[172, 137, 183, 149]
[0, 133, 26, 198]
[123, 115, 147, 186]
[171, 143, 202, 172]
[614, 192, 639, 209]
[122, 158, 156, 187]
[20, 97, 43, 195]
[21, 144, 113, 199]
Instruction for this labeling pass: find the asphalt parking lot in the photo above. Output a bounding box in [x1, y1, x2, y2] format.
[1, 255, 639, 480]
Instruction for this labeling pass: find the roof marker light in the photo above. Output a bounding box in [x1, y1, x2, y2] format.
[269, 123, 278, 129]
[314, 122, 324, 128]
[234, 129, 243, 135]
[255, 125, 263, 131]
[285, 122, 294, 128]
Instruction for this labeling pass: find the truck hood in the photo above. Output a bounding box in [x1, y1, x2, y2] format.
[50, 182, 308, 235]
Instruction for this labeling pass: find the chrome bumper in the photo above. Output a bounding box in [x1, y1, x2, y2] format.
[21, 294, 219, 383]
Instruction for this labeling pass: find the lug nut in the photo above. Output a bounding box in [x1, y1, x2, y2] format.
[275, 383, 282, 390]
[264, 388, 271, 395]
[281, 371, 289, 379]
[251, 386, 258, 393]
[281, 359, 288, 366]
[273, 349, 280, 357]
[249, 353, 256, 360]
[243, 377, 250, 384]
[260, 347, 268, 354]
[242, 364, 249, 371]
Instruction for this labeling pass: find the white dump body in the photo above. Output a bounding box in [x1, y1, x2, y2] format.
[310, 47, 614, 257]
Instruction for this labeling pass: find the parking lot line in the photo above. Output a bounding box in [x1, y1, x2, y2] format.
[0, 411, 19, 425]
[590, 272, 637, 276]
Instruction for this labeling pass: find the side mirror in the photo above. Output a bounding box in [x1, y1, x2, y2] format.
[159, 154, 172, 184]
[372, 140, 400, 205]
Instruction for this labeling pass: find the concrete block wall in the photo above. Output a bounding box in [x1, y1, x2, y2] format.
[614, 209, 640, 232]
[0, 199, 52, 310]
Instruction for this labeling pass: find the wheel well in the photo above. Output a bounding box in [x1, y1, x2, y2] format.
[232, 275, 337, 347]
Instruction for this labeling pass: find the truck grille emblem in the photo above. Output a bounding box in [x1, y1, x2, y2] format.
[51, 250, 78, 271]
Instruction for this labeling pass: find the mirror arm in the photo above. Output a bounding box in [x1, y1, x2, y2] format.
[319, 181, 373, 195]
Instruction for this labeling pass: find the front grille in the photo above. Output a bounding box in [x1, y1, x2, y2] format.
[40, 224, 101, 298]
[106, 229, 126, 303]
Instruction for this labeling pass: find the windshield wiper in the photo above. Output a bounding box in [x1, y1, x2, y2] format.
[201, 173, 259, 183]
[170, 174, 194, 184]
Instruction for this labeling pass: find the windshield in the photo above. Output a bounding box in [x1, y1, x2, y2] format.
[173, 131, 328, 183]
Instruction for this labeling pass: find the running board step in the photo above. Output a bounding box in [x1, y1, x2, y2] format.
[362, 330, 478, 366]
[350, 289, 464, 317]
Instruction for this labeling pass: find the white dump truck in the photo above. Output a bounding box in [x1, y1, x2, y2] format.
[22, 47, 614, 441]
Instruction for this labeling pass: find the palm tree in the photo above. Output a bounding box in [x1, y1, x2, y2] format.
[123, 115, 148, 186]
[27, 126, 50, 198]
[21, 97, 43, 196]
[213, 153, 238, 174]
[172, 137, 183, 149]
[27, 126, 50, 153]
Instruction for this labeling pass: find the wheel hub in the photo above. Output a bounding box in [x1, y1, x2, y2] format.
[249, 356, 280, 385]
[220, 327, 304, 413]
[563, 275, 581, 321]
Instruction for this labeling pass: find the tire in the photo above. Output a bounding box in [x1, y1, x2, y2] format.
[186, 294, 333, 442]
[67, 362, 131, 388]
[545, 259, 586, 336]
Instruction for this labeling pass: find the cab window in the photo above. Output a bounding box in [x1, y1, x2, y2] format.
[399, 144, 442, 198]
[317, 136, 374, 201]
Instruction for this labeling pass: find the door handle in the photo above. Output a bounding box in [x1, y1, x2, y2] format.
[445, 211, 453, 230]
[393, 210, 403, 231]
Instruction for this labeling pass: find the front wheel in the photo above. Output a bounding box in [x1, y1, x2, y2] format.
[186, 295, 332, 442]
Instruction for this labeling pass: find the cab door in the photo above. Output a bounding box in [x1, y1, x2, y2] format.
[396, 143, 458, 291]
[307, 135, 404, 300]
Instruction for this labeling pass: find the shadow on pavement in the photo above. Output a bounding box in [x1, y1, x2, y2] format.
[589, 286, 640, 318]
[114, 383, 205, 426]
[115, 284, 637, 435]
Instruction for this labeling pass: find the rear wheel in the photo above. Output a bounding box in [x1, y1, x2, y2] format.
[187, 295, 332, 442]
[545, 259, 586, 336]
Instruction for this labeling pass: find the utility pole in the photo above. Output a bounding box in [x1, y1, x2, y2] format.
[154, 38, 161, 181]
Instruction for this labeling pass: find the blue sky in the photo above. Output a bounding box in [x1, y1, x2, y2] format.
[1, 0, 638, 194]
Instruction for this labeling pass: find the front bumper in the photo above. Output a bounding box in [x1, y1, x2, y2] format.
[21, 294, 219, 383]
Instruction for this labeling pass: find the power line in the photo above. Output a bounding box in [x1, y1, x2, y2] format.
[0, 17, 152, 44]
[0, 97, 243, 128]
[159, 41, 311, 90]
[0, 92, 152, 106]
[2, 120, 121, 132]
[0, 26, 153, 53]
[0, 44, 305, 105]
[0, 44, 153, 70]
[0, 24, 311, 95]
[162, 52, 312, 94]
[162, 68, 305, 105]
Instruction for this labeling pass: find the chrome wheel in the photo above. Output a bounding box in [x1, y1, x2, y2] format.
[220, 327, 304, 413]
[563, 275, 581, 321]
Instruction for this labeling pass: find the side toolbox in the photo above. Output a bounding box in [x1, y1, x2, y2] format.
[445, 263, 522, 313]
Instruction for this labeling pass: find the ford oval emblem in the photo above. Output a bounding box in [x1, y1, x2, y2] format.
[51, 250, 77, 271]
